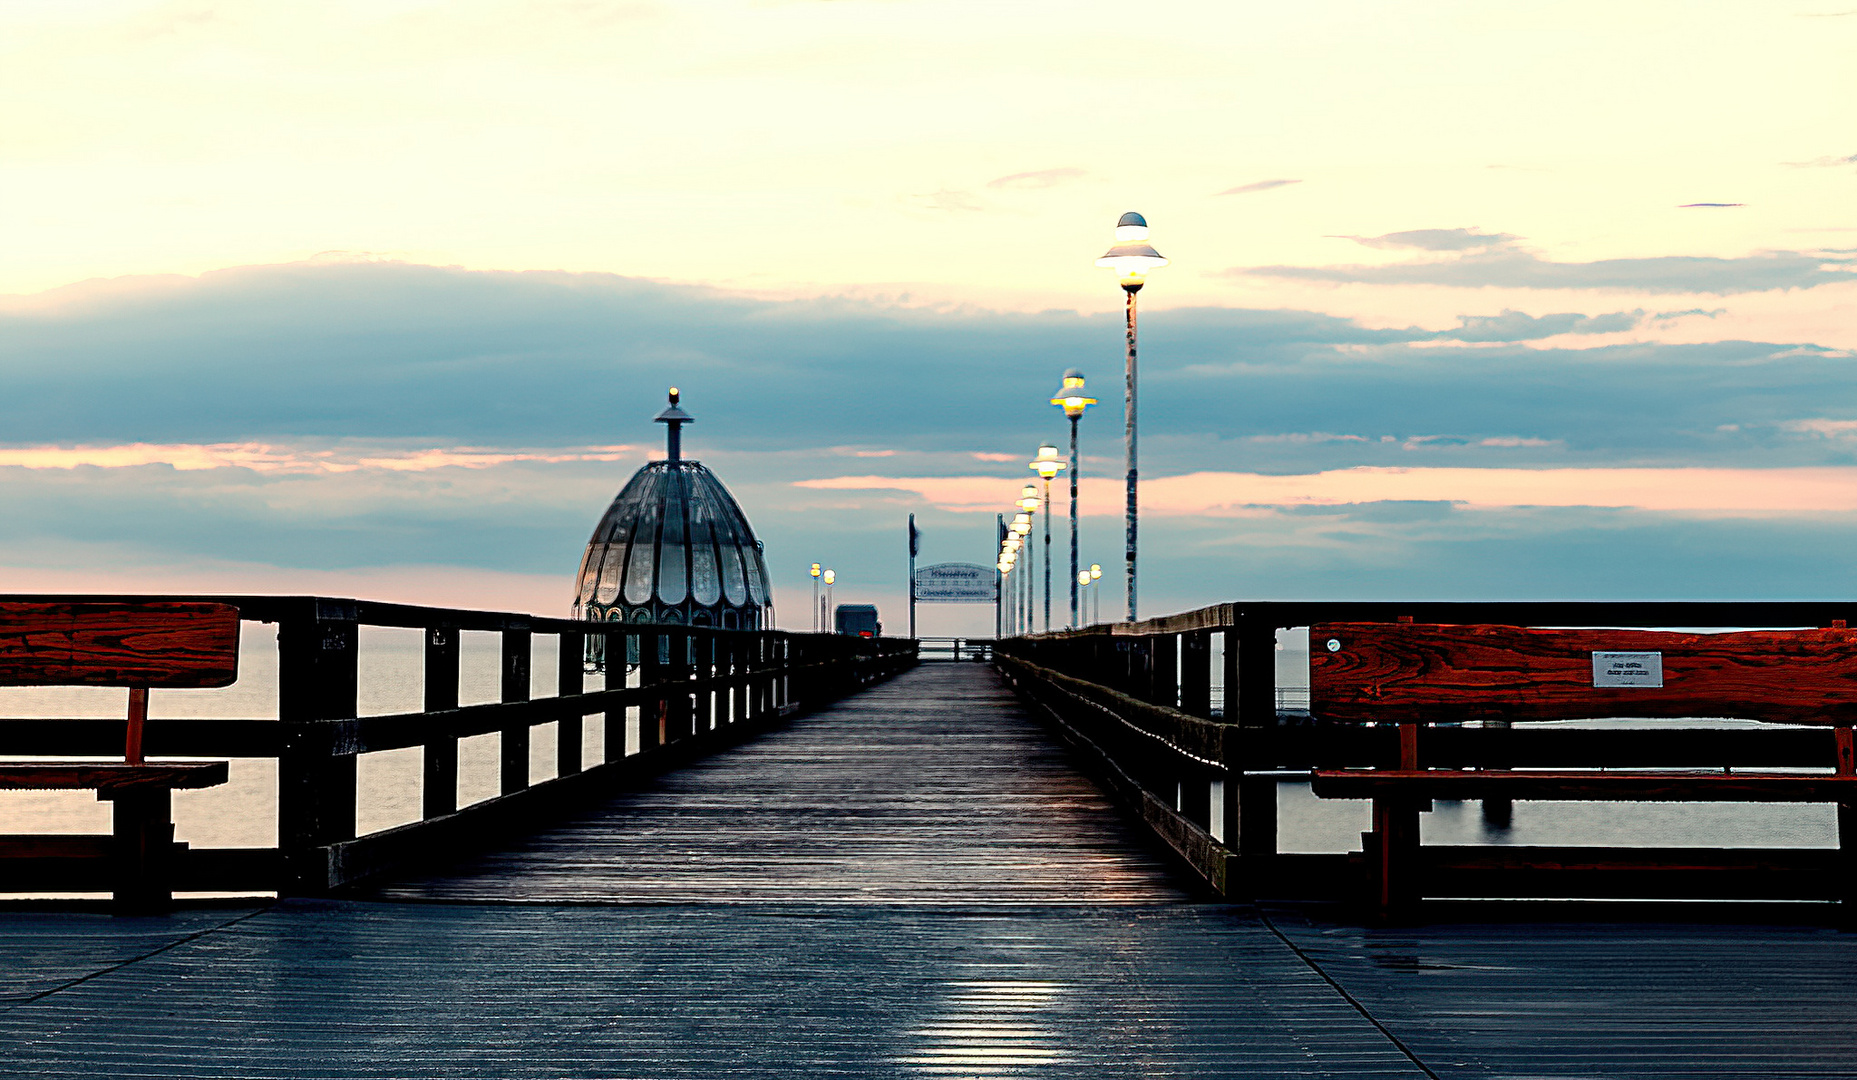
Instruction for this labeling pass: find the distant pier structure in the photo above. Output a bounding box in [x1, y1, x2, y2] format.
[572, 388, 773, 632]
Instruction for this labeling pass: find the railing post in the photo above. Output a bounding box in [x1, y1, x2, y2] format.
[668, 627, 693, 741]
[1180, 631, 1211, 718]
[1151, 633, 1178, 708]
[558, 631, 584, 776]
[603, 627, 625, 761]
[278, 601, 359, 894]
[640, 627, 664, 750]
[694, 631, 714, 733]
[727, 634, 744, 725]
[422, 626, 460, 820]
[500, 627, 531, 794]
[1219, 617, 1277, 864]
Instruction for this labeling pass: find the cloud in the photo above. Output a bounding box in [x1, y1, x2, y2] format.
[798, 466, 1857, 516]
[1235, 234, 1857, 293]
[1652, 308, 1726, 322]
[986, 167, 1086, 190]
[1443, 308, 1643, 342]
[1216, 179, 1301, 196]
[1342, 228, 1518, 252]
[1785, 153, 1857, 168]
[1781, 419, 1857, 439]
[7, 258, 1857, 484]
[0, 441, 638, 474]
[1678, 203, 1744, 209]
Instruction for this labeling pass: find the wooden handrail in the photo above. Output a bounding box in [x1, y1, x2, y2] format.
[0, 593, 919, 899]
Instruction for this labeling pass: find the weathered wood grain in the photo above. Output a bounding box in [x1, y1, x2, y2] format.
[1311, 621, 1857, 724]
[0, 601, 239, 689]
[364, 664, 1189, 905]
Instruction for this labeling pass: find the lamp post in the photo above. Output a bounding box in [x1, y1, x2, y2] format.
[1015, 487, 1039, 633]
[810, 563, 822, 632]
[1010, 512, 1031, 635]
[1049, 369, 1097, 628]
[1096, 211, 1166, 623]
[1089, 563, 1102, 626]
[822, 569, 835, 633]
[1029, 446, 1064, 633]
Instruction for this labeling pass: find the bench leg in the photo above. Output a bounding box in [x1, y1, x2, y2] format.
[1365, 797, 1421, 922]
[107, 788, 176, 915]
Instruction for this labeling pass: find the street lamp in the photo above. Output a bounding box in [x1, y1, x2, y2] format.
[1030, 445, 1064, 633]
[1096, 211, 1166, 623]
[810, 563, 822, 632]
[1050, 369, 1097, 628]
[1090, 564, 1102, 626]
[822, 568, 835, 633]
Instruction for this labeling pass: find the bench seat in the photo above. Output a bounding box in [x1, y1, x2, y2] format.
[1311, 768, 1857, 803]
[0, 762, 229, 792]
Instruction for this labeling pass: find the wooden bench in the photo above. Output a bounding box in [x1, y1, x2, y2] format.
[0, 601, 239, 911]
[1306, 619, 1857, 917]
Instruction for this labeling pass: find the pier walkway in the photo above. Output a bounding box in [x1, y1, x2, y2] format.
[8, 665, 1857, 1077]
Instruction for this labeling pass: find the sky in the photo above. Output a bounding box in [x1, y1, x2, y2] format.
[2, 0, 1855, 634]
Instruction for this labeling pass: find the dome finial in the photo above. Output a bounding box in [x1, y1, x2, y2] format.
[654, 386, 694, 462]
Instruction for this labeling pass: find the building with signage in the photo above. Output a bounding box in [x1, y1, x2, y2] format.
[572, 389, 773, 631]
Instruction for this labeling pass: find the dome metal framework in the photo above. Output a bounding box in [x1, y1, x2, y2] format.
[571, 389, 773, 633]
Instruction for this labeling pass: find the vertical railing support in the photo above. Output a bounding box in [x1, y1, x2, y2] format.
[1180, 631, 1211, 718]
[1219, 618, 1278, 870]
[1150, 633, 1177, 708]
[603, 628, 625, 761]
[640, 628, 664, 750]
[558, 631, 584, 776]
[687, 634, 705, 734]
[278, 601, 359, 894]
[422, 626, 460, 820]
[500, 627, 532, 794]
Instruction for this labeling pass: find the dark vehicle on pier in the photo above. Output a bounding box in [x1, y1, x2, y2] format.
[834, 604, 881, 638]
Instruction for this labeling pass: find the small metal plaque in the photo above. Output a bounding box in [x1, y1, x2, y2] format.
[1592, 651, 1663, 688]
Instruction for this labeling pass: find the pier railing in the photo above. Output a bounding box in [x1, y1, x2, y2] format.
[997, 600, 1857, 905]
[1, 595, 916, 897]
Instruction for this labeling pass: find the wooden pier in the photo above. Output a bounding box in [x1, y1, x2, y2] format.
[12, 598, 1857, 1074]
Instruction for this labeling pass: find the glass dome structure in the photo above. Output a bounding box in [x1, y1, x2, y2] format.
[572, 389, 772, 631]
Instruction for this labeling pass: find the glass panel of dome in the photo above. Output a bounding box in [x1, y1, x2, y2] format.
[622, 471, 666, 606]
[573, 544, 597, 605]
[743, 545, 768, 607]
[656, 468, 690, 605]
[593, 541, 626, 606]
[719, 536, 748, 606]
[688, 484, 722, 607]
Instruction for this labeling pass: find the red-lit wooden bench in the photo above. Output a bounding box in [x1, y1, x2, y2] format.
[1306, 620, 1857, 916]
[0, 601, 239, 911]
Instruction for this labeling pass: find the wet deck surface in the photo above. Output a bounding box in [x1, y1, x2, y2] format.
[9, 664, 1857, 1077]
[365, 663, 1191, 905]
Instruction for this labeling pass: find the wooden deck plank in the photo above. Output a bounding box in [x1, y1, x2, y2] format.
[1268, 908, 1857, 1078]
[364, 664, 1192, 905]
[0, 901, 1428, 1079]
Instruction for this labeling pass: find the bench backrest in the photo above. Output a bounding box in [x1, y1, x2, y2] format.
[0, 602, 240, 689]
[1310, 621, 1857, 726]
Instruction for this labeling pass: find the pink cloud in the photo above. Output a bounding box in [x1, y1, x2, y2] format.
[0, 442, 638, 474]
[795, 467, 1857, 516]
